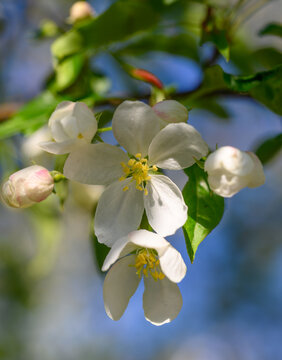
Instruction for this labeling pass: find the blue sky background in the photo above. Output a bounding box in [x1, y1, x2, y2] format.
[0, 1, 281, 359]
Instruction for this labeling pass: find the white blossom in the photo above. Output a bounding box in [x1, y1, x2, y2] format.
[64, 100, 208, 246]
[40, 101, 97, 155]
[102, 230, 187, 326]
[205, 146, 265, 197]
[1, 165, 54, 208]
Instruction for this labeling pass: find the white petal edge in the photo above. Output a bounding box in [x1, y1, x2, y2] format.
[148, 123, 209, 170]
[103, 255, 141, 321]
[158, 245, 187, 283]
[144, 175, 188, 237]
[112, 100, 161, 157]
[102, 229, 173, 272]
[247, 152, 265, 188]
[143, 276, 183, 326]
[63, 143, 128, 185]
[95, 179, 144, 246]
[40, 139, 77, 154]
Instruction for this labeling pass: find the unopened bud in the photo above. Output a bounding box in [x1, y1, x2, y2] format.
[69, 1, 95, 23]
[1, 166, 54, 208]
[204, 146, 265, 197]
[153, 100, 188, 124]
[130, 68, 163, 89]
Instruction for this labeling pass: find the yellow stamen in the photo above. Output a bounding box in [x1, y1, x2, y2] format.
[77, 133, 84, 139]
[130, 249, 165, 281]
[119, 154, 158, 193]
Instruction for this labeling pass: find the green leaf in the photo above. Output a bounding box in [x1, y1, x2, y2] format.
[255, 133, 282, 164]
[0, 91, 59, 140]
[259, 23, 282, 38]
[52, 0, 160, 60]
[55, 54, 85, 91]
[202, 29, 230, 61]
[182, 164, 224, 263]
[116, 32, 199, 61]
[253, 47, 282, 69]
[187, 64, 282, 116]
[185, 65, 228, 102]
[79, 0, 160, 48]
[51, 30, 84, 59]
[91, 233, 110, 273]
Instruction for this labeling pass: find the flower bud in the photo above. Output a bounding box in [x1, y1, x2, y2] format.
[153, 100, 188, 124]
[1, 166, 54, 208]
[204, 146, 265, 197]
[130, 68, 163, 89]
[69, 1, 95, 23]
[40, 101, 97, 155]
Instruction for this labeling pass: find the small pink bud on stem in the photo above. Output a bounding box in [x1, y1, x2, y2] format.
[69, 1, 95, 23]
[1, 165, 54, 208]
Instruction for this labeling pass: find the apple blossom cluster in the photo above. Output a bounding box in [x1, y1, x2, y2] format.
[1, 99, 265, 325]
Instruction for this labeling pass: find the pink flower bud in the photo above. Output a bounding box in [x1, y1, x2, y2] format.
[153, 100, 188, 124]
[69, 1, 95, 23]
[1, 166, 54, 208]
[130, 68, 163, 89]
[204, 146, 265, 197]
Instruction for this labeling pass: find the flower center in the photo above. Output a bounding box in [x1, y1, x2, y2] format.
[131, 248, 165, 281]
[119, 153, 158, 195]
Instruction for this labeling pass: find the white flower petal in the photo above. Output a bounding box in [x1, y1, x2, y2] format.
[148, 123, 209, 170]
[144, 175, 187, 237]
[205, 146, 254, 176]
[95, 179, 144, 246]
[49, 101, 97, 143]
[127, 229, 169, 250]
[207, 170, 248, 198]
[246, 152, 265, 188]
[73, 102, 97, 141]
[103, 255, 140, 321]
[112, 100, 161, 156]
[158, 245, 186, 283]
[102, 235, 136, 271]
[143, 276, 183, 326]
[63, 143, 128, 185]
[153, 100, 188, 124]
[40, 139, 77, 154]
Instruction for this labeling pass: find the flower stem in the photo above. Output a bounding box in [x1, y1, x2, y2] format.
[97, 127, 112, 133]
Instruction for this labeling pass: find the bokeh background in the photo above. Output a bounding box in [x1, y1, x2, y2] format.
[0, 1, 281, 359]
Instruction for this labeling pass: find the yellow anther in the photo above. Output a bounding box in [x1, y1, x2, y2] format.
[130, 249, 165, 281]
[123, 186, 129, 192]
[150, 270, 159, 281]
[152, 165, 158, 172]
[77, 133, 84, 139]
[119, 156, 158, 193]
[128, 159, 136, 167]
